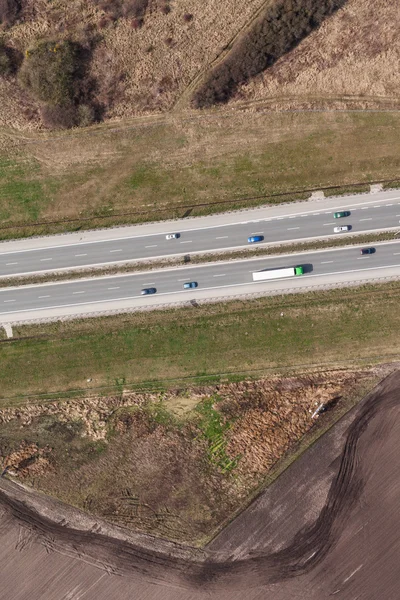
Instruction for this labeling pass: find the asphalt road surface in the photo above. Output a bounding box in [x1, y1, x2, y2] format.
[0, 241, 399, 321]
[0, 190, 399, 277]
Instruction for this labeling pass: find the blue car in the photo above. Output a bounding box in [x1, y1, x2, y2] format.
[141, 288, 157, 295]
[248, 235, 264, 244]
[183, 281, 198, 289]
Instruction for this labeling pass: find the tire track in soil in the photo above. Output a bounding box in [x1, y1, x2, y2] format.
[0, 370, 399, 591]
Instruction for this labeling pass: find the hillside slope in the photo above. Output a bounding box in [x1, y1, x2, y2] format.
[0, 0, 398, 131]
[230, 0, 400, 109]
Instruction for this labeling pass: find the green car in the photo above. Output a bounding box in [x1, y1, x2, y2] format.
[333, 210, 350, 218]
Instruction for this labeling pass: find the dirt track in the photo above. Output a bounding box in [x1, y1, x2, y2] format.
[1, 369, 400, 599]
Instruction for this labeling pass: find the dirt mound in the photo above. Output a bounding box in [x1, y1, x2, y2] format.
[2, 442, 52, 477]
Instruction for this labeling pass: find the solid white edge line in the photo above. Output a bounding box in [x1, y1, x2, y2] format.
[0, 226, 399, 285]
[0, 194, 399, 258]
[1, 263, 400, 316]
[1, 239, 400, 293]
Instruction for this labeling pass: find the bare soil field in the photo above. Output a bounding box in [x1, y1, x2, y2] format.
[1, 365, 400, 599]
[231, 0, 400, 110]
[0, 370, 372, 544]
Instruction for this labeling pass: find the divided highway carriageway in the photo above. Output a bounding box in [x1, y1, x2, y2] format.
[0, 190, 399, 278]
[1, 241, 400, 322]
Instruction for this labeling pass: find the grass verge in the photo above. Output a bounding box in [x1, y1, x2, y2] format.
[1, 280, 400, 404]
[0, 111, 400, 239]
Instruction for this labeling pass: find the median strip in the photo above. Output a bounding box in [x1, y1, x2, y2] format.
[0, 231, 398, 290]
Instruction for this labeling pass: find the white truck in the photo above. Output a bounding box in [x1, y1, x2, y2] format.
[252, 266, 304, 281]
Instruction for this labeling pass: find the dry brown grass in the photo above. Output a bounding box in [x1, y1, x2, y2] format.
[0, 370, 374, 542]
[230, 0, 400, 109]
[0, 0, 399, 130]
[0, 0, 267, 130]
[78, 0, 269, 119]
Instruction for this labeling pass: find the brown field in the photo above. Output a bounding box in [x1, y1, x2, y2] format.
[1, 0, 267, 131]
[1, 366, 400, 598]
[231, 0, 400, 110]
[1, 0, 399, 133]
[0, 370, 372, 544]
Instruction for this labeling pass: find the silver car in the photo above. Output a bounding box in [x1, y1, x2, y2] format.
[334, 225, 350, 233]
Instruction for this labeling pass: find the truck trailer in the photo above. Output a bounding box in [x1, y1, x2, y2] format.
[252, 266, 304, 281]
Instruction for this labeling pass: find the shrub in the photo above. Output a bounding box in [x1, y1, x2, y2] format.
[76, 103, 96, 127]
[98, 15, 113, 28]
[40, 101, 97, 130]
[40, 104, 78, 129]
[121, 0, 148, 18]
[130, 17, 143, 29]
[20, 39, 99, 129]
[183, 13, 193, 22]
[19, 40, 80, 106]
[93, 0, 149, 20]
[192, 0, 347, 108]
[0, 41, 10, 75]
[0, 40, 22, 75]
[0, 0, 21, 27]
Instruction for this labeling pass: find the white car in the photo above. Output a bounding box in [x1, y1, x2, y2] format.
[166, 233, 180, 240]
[334, 226, 350, 233]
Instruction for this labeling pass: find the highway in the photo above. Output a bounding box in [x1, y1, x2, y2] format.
[0, 190, 399, 277]
[1, 241, 399, 322]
